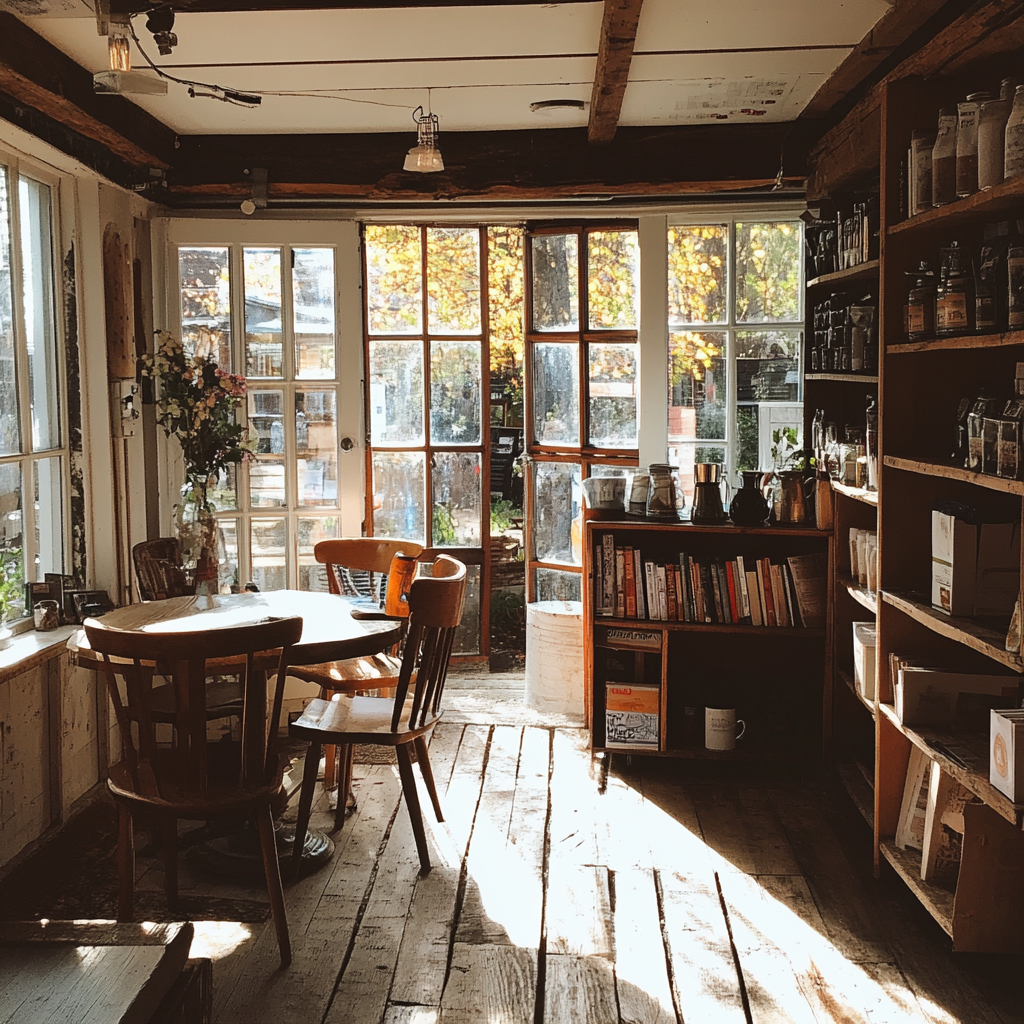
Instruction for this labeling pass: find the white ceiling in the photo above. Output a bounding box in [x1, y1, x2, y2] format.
[18, 0, 891, 135]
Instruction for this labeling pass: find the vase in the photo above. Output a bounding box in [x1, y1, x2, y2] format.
[729, 471, 771, 526]
[178, 479, 221, 597]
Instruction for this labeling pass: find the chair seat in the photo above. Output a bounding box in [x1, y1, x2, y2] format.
[290, 694, 440, 746]
[107, 744, 286, 816]
[289, 652, 403, 691]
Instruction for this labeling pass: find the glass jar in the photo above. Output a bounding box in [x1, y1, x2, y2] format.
[956, 92, 991, 197]
[978, 83, 1016, 189]
[1008, 246, 1024, 329]
[645, 464, 680, 519]
[905, 263, 936, 340]
[1005, 85, 1024, 180]
[931, 108, 958, 205]
[911, 130, 935, 215]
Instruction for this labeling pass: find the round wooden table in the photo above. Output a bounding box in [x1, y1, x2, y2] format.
[69, 590, 403, 877]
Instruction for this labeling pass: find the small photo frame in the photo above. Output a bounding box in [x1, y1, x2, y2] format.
[24, 580, 58, 613]
[70, 590, 115, 623]
[45, 573, 78, 625]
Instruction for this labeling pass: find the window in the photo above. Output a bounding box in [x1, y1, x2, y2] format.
[526, 225, 640, 602]
[0, 158, 66, 629]
[175, 241, 340, 593]
[667, 218, 803, 503]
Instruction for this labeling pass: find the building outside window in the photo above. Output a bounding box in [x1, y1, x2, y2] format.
[666, 217, 804, 502]
[0, 156, 67, 631]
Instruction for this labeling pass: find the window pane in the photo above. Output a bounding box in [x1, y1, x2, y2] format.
[250, 518, 286, 592]
[532, 233, 579, 332]
[427, 227, 481, 335]
[432, 451, 482, 548]
[669, 443, 726, 509]
[588, 229, 639, 330]
[297, 390, 337, 507]
[669, 331, 727, 443]
[19, 178, 60, 452]
[532, 343, 579, 446]
[668, 225, 727, 326]
[179, 246, 231, 366]
[535, 567, 581, 603]
[372, 451, 426, 544]
[453, 564, 481, 654]
[735, 221, 802, 323]
[33, 456, 62, 577]
[488, 227, 525, 428]
[588, 343, 637, 448]
[365, 225, 422, 335]
[431, 341, 481, 445]
[293, 248, 335, 379]
[244, 247, 283, 378]
[208, 465, 238, 513]
[0, 462, 25, 623]
[0, 167, 20, 456]
[248, 389, 286, 508]
[298, 515, 339, 591]
[369, 340, 424, 446]
[531, 461, 581, 566]
[738, 329, 803, 473]
[218, 518, 238, 591]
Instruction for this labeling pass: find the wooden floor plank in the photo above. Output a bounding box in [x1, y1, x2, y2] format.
[438, 943, 536, 1024]
[543, 953, 618, 1024]
[384, 1007, 439, 1024]
[595, 759, 653, 871]
[549, 729, 603, 867]
[660, 871, 747, 1024]
[545, 863, 613, 958]
[612, 868, 677, 1024]
[507, 725, 549, 872]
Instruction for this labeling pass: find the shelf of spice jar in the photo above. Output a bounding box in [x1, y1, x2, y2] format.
[887, 328, 1024, 354]
[806, 260, 880, 290]
[806, 373, 879, 383]
[891, 172, 1024, 236]
[883, 454, 1024, 495]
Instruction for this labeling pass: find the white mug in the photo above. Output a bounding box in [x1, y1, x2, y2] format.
[705, 707, 746, 751]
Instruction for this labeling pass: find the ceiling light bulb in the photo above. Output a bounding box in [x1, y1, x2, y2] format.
[403, 107, 444, 174]
[108, 24, 131, 73]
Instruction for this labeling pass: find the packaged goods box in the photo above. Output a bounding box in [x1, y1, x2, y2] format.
[990, 709, 1024, 801]
[853, 621, 877, 701]
[605, 683, 659, 748]
[931, 511, 1020, 617]
[896, 666, 1020, 728]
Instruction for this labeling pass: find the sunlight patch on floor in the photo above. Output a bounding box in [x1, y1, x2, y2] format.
[189, 921, 252, 960]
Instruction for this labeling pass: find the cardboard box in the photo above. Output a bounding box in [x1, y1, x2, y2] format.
[990, 709, 1024, 801]
[853, 621, 877, 702]
[931, 511, 976, 616]
[896, 666, 1019, 728]
[605, 683, 659, 748]
[975, 521, 1021, 616]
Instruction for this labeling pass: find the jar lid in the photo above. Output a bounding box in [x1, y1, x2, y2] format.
[965, 92, 993, 101]
[1017, 85, 1024, 94]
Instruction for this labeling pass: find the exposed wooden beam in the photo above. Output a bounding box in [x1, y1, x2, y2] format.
[108, 0, 593, 11]
[165, 122, 805, 205]
[588, 0, 644, 144]
[806, 87, 882, 200]
[0, 13, 177, 169]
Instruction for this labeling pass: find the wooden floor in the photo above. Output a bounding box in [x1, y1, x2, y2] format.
[5, 671, 1023, 1023]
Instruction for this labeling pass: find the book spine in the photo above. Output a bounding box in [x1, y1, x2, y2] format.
[760, 558, 776, 627]
[615, 548, 626, 619]
[594, 544, 604, 615]
[725, 560, 739, 623]
[746, 571, 763, 626]
[782, 564, 798, 627]
[644, 561, 658, 621]
[674, 565, 686, 622]
[666, 564, 678, 621]
[735, 555, 750, 623]
[602, 534, 616, 615]
[623, 547, 637, 619]
[699, 561, 714, 623]
[711, 561, 725, 624]
[634, 548, 647, 619]
[656, 565, 669, 621]
[678, 555, 691, 622]
[770, 563, 788, 627]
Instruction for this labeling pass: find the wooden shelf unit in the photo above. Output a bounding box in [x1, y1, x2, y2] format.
[807, 259, 880, 291]
[831, 480, 878, 506]
[583, 519, 830, 763]
[883, 456, 1024, 497]
[806, 373, 879, 384]
[887, 328, 1024, 355]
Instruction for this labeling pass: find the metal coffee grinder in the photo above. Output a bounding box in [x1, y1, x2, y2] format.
[691, 463, 729, 524]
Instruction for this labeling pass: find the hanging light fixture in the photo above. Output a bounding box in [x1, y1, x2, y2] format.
[403, 106, 444, 173]
[94, 14, 167, 95]
[108, 16, 132, 72]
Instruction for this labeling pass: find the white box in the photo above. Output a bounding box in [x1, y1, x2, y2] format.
[931, 511, 976, 616]
[896, 666, 1019, 728]
[975, 521, 1021, 616]
[990, 709, 1024, 801]
[853, 621, 877, 701]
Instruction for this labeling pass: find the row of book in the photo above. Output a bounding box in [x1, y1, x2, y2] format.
[593, 537, 827, 629]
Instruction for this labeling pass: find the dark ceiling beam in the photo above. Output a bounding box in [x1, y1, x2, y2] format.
[588, 0, 644, 144]
[0, 13, 177, 169]
[164, 122, 805, 205]
[109, 0, 592, 12]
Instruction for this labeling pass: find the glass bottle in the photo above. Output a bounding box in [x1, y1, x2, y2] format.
[865, 395, 879, 492]
[905, 263, 936, 340]
[911, 130, 935, 215]
[931, 108, 958, 205]
[936, 243, 972, 336]
[1004, 85, 1024, 180]
[1008, 244, 1024, 329]
[956, 92, 991, 197]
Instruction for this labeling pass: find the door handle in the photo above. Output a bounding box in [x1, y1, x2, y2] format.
[340, 437, 356, 452]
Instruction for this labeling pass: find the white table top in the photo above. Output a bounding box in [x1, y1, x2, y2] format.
[68, 590, 402, 666]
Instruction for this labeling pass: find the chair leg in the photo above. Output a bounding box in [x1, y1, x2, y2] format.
[161, 816, 179, 910]
[292, 740, 322, 879]
[117, 805, 135, 921]
[396, 744, 430, 873]
[324, 742, 338, 791]
[333, 744, 354, 832]
[414, 735, 444, 823]
[256, 803, 292, 968]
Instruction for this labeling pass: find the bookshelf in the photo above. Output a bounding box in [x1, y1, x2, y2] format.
[583, 519, 830, 763]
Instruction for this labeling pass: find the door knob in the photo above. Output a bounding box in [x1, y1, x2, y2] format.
[340, 436, 355, 452]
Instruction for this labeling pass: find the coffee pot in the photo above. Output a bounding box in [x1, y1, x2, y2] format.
[774, 470, 813, 525]
[691, 463, 730, 524]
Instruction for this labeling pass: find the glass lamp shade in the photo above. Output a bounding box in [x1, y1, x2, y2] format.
[403, 144, 445, 173]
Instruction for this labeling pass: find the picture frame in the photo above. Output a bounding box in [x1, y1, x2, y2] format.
[24, 580, 58, 613]
[70, 590, 115, 624]
[45, 573, 78, 625]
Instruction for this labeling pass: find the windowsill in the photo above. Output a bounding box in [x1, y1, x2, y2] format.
[0, 625, 79, 685]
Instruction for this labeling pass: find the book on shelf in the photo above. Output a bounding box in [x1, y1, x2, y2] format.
[592, 536, 817, 628]
[896, 746, 931, 852]
[786, 552, 827, 629]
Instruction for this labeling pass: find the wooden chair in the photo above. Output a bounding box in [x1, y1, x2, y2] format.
[288, 538, 423, 804]
[85, 614, 303, 968]
[289, 555, 466, 875]
[133, 538, 195, 602]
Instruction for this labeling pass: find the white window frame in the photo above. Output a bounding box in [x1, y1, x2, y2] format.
[0, 150, 70, 632]
[665, 209, 806, 485]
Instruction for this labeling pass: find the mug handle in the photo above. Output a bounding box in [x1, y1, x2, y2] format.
[735, 719, 746, 741]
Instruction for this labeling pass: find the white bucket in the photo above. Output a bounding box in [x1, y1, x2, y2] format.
[525, 600, 584, 717]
